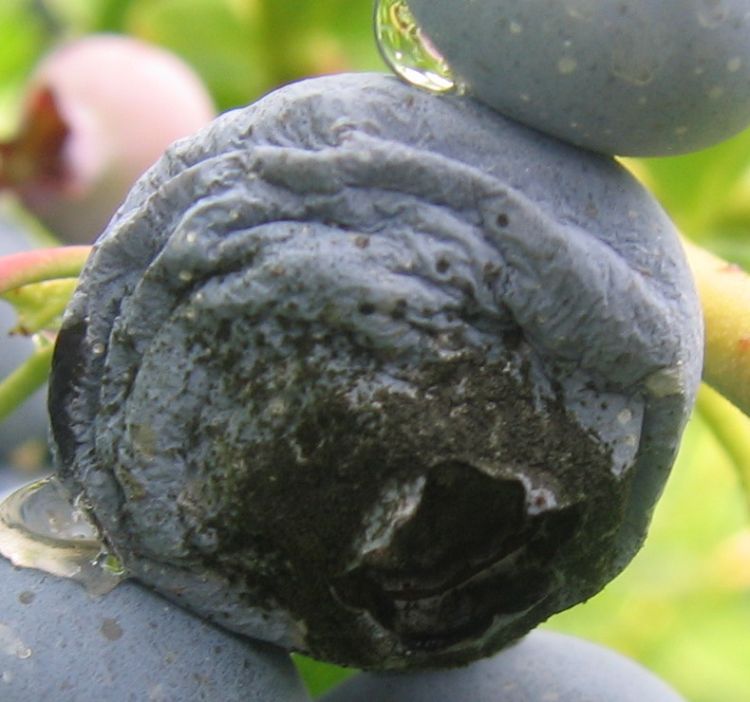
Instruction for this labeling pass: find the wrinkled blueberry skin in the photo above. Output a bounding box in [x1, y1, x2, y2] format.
[49, 74, 701, 669]
[321, 630, 686, 701]
[0, 554, 310, 702]
[408, 0, 750, 156]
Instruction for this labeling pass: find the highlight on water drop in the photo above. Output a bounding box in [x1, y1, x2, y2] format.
[374, 0, 458, 94]
[0, 477, 126, 595]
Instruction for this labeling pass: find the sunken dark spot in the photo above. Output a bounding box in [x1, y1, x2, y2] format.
[48, 319, 88, 467]
[332, 462, 581, 652]
[496, 213, 510, 228]
[391, 299, 407, 320]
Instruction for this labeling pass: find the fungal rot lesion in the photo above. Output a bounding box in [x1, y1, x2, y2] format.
[290, 353, 618, 661]
[332, 462, 583, 652]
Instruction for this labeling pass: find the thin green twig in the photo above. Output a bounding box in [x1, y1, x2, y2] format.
[696, 385, 750, 517]
[0, 342, 54, 423]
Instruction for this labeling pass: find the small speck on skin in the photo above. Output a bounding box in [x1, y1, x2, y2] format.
[617, 408, 633, 424]
[557, 56, 578, 74]
[728, 57, 743, 72]
[509, 20, 523, 34]
[100, 617, 124, 641]
[17, 591, 34, 605]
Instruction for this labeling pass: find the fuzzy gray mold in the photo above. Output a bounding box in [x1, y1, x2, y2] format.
[48, 73, 702, 669]
[407, 0, 750, 156]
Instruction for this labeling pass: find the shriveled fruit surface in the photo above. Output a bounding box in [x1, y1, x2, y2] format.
[49, 73, 702, 669]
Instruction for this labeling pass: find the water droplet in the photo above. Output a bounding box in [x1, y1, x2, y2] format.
[178, 270, 193, 282]
[374, 0, 458, 94]
[617, 408, 633, 425]
[91, 341, 106, 356]
[0, 478, 126, 596]
[0, 625, 29, 661]
[611, 30, 658, 86]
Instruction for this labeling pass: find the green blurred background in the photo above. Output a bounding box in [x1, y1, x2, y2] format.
[1, 1, 749, 699]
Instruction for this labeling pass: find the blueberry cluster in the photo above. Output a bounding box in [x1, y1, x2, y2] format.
[9, 2, 733, 699]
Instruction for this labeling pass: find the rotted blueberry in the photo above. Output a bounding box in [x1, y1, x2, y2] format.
[48, 73, 701, 669]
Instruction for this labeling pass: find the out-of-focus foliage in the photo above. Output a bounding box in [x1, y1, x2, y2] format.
[2, 0, 382, 115]
[0, 2, 748, 701]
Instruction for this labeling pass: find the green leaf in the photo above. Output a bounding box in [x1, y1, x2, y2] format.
[696, 385, 750, 515]
[636, 126, 750, 239]
[293, 654, 355, 699]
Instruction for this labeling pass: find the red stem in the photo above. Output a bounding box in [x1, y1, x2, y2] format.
[0, 246, 91, 295]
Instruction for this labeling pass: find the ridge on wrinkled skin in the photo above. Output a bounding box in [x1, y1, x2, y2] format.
[48, 73, 702, 670]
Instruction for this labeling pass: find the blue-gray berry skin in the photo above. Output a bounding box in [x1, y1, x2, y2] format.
[321, 630, 686, 701]
[0, 554, 310, 702]
[48, 73, 701, 669]
[0, 217, 48, 463]
[407, 0, 750, 156]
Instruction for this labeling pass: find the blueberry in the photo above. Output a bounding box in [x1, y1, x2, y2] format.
[47, 73, 701, 669]
[321, 629, 686, 701]
[0, 553, 311, 701]
[407, 0, 750, 155]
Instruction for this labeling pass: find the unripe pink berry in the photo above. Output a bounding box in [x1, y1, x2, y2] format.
[0, 34, 216, 243]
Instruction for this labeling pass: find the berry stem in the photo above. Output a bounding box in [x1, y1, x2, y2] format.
[0, 246, 90, 296]
[695, 385, 750, 514]
[683, 239, 750, 417]
[0, 341, 54, 423]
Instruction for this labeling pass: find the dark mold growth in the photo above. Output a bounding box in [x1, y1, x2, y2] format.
[48, 73, 702, 670]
